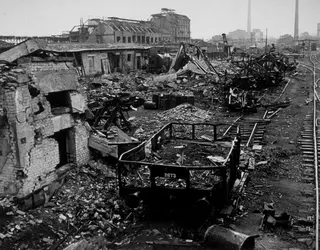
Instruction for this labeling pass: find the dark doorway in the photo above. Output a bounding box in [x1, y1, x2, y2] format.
[136, 56, 141, 69]
[108, 53, 121, 73]
[51, 128, 75, 168]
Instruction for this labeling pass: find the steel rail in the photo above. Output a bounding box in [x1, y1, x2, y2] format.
[223, 116, 243, 137]
[310, 54, 319, 250]
[246, 123, 257, 147]
[299, 62, 320, 72]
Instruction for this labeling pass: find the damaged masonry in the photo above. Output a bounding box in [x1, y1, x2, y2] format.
[0, 39, 90, 206]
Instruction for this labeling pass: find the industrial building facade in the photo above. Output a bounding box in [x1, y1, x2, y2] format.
[69, 9, 191, 45]
[150, 8, 191, 43]
[69, 17, 163, 45]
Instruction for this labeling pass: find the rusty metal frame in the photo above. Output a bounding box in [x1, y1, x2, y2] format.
[118, 122, 241, 207]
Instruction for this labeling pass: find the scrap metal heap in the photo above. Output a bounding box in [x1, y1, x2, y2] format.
[223, 48, 296, 111]
[230, 51, 294, 89]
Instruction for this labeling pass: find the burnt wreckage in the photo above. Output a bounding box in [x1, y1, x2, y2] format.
[224, 49, 296, 111]
[118, 122, 241, 224]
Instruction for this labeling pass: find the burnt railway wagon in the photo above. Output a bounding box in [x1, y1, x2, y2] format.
[118, 122, 241, 222]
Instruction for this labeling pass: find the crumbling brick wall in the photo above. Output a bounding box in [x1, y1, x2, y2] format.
[21, 138, 59, 195]
[0, 85, 20, 195]
[0, 64, 91, 198]
[74, 122, 90, 166]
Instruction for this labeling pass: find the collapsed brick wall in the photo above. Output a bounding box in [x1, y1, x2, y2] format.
[0, 64, 91, 198]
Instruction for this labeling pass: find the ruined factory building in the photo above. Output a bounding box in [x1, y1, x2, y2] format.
[0, 39, 151, 76]
[0, 39, 91, 207]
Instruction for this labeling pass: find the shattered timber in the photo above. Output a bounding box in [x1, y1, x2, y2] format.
[0, 36, 318, 250]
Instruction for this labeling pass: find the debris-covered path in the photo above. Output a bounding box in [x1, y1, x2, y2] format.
[234, 56, 316, 250]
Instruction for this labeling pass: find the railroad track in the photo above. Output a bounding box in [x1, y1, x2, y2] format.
[223, 72, 293, 149]
[223, 109, 276, 149]
[297, 54, 320, 249]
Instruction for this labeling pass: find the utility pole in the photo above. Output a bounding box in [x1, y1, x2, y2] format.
[265, 28, 268, 53]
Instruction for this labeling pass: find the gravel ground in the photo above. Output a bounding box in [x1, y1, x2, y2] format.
[233, 57, 316, 250]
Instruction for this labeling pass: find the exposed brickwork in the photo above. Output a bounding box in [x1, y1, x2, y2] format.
[21, 138, 59, 196]
[3, 89, 17, 123]
[0, 125, 18, 195]
[0, 62, 90, 199]
[74, 121, 91, 165]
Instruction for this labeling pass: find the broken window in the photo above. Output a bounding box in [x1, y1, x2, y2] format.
[123, 37, 126, 43]
[46, 91, 71, 115]
[128, 37, 131, 43]
[155, 37, 158, 43]
[151, 37, 153, 43]
[137, 36, 141, 43]
[127, 54, 131, 62]
[141, 36, 145, 43]
[117, 36, 121, 42]
[132, 36, 136, 43]
[146, 36, 150, 44]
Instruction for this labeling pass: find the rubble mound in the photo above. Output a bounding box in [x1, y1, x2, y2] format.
[157, 103, 213, 123]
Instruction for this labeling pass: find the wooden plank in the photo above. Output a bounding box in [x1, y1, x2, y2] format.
[88, 135, 118, 158]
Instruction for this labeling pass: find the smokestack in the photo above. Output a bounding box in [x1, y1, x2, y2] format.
[294, 0, 299, 39]
[247, 0, 251, 38]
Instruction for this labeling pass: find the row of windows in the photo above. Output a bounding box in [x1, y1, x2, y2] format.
[179, 20, 189, 25]
[116, 35, 162, 44]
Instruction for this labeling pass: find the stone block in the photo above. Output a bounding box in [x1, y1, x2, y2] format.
[52, 114, 73, 132]
[70, 92, 86, 113]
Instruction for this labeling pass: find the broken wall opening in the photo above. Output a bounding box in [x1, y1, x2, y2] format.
[46, 91, 71, 115]
[108, 53, 121, 73]
[50, 128, 76, 168]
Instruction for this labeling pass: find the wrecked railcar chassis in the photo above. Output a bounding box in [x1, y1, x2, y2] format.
[118, 122, 241, 223]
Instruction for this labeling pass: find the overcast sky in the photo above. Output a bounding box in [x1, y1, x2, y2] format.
[0, 0, 319, 39]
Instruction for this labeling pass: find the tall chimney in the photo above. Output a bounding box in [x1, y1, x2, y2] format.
[247, 0, 251, 38]
[294, 0, 299, 39]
